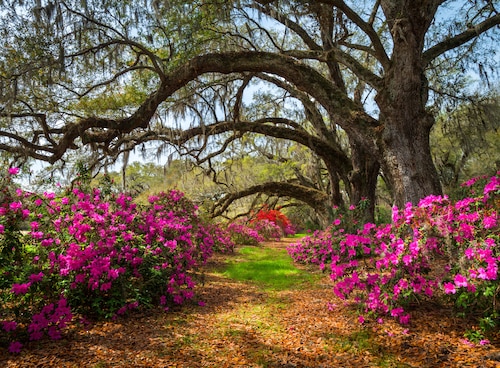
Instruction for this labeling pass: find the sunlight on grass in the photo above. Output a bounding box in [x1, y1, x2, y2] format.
[287, 233, 307, 239]
[222, 246, 319, 291]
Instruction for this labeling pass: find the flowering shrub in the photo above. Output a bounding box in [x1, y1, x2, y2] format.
[0, 170, 233, 353]
[287, 199, 374, 270]
[196, 222, 235, 254]
[251, 219, 284, 240]
[288, 173, 499, 337]
[226, 208, 296, 245]
[227, 217, 265, 245]
[253, 206, 296, 236]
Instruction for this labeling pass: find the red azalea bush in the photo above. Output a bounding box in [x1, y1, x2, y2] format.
[0, 170, 234, 353]
[226, 207, 296, 245]
[254, 206, 296, 236]
[288, 173, 499, 341]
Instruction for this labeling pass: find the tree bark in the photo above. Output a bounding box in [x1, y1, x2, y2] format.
[376, 0, 443, 208]
[348, 138, 380, 222]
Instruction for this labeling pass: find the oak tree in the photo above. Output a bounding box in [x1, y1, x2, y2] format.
[0, 0, 498, 217]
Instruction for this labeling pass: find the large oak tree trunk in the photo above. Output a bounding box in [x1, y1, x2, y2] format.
[378, 105, 442, 208]
[377, 1, 443, 208]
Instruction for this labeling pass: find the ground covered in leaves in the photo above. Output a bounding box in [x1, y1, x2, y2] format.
[1, 239, 499, 367]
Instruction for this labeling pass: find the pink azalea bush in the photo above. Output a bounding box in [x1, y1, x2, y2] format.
[227, 217, 266, 245]
[227, 216, 289, 245]
[0, 170, 234, 352]
[226, 208, 296, 245]
[288, 173, 499, 336]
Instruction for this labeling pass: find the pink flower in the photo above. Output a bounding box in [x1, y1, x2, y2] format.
[31, 231, 44, 239]
[11, 282, 31, 295]
[483, 176, 499, 196]
[8, 341, 22, 354]
[48, 326, 62, 340]
[9, 201, 23, 211]
[424, 286, 433, 297]
[358, 315, 365, 324]
[43, 191, 55, 200]
[128, 301, 139, 310]
[100, 282, 112, 292]
[3, 321, 17, 332]
[29, 272, 44, 283]
[443, 282, 456, 294]
[462, 177, 479, 187]
[8, 167, 20, 175]
[402, 254, 412, 266]
[399, 314, 410, 325]
[391, 307, 404, 317]
[464, 248, 475, 259]
[461, 338, 475, 347]
[454, 274, 468, 288]
[483, 213, 497, 229]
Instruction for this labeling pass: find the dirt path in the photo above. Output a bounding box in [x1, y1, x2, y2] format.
[1, 239, 499, 367]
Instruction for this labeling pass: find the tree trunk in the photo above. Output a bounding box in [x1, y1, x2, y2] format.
[348, 138, 379, 223]
[377, 106, 442, 208]
[376, 2, 443, 208]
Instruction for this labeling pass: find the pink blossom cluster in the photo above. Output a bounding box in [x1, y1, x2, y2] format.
[0, 173, 234, 353]
[288, 173, 499, 326]
[227, 218, 266, 245]
[251, 219, 285, 240]
[226, 216, 291, 245]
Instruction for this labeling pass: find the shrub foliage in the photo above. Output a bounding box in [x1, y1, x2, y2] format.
[288, 173, 499, 341]
[0, 169, 234, 353]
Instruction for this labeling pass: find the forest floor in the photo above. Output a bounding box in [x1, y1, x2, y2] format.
[1, 238, 499, 367]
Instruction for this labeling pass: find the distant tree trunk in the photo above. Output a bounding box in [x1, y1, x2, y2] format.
[348, 139, 380, 223]
[122, 149, 130, 192]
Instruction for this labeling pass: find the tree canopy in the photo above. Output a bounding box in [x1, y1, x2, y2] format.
[0, 0, 498, 220]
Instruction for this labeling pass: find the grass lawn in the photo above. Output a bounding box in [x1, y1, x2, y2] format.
[221, 245, 320, 291]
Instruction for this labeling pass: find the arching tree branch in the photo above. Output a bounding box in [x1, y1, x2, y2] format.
[211, 181, 331, 218]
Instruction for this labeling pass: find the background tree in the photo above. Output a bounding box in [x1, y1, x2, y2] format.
[0, 0, 498, 221]
[431, 90, 500, 196]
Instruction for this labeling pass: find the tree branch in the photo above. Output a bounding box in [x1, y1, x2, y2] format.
[316, 0, 390, 69]
[282, 49, 383, 89]
[423, 13, 500, 66]
[0, 51, 380, 163]
[211, 181, 330, 218]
